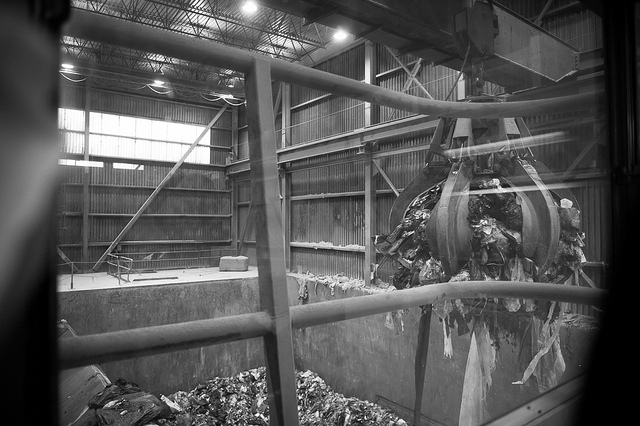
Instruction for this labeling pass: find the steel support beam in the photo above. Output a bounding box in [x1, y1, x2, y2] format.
[64, 9, 600, 119]
[373, 158, 400, 196]
[364, 41, 377, 127]
[244, 58, 299, 426]
[386, 46, 433, 99]
[59, 281, 606, 369]
[92, 105, 228, 270]
[364, 148, 377, 285]
[57, 247, 79, 273]
[82, 79, 91, 271]
[389, 59, 424, 121]
[281, 83, 291, 147]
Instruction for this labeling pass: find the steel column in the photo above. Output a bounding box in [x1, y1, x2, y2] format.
[82, 78, 91, 271]
[364, 147, 377, 285]
[364, 40, 377, 127]
[281, 83, 291, 147]
[245, 58, 299, 426]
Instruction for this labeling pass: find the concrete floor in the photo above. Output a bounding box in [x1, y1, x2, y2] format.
[57, 266, 259, 292]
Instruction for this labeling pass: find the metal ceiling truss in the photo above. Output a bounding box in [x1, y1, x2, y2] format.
[64, 0, 337, 100]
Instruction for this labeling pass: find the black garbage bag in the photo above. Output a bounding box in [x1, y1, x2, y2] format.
[88, 378, 141, 409]
[95, 391, 172, 426]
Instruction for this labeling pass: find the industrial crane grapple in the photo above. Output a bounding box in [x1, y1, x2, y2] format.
[378, 95, 583, 287]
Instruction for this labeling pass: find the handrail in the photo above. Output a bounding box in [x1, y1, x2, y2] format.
[59, 280, 606, 370]
[106, 254, 133, 285]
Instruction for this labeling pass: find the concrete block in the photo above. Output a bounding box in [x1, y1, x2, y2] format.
[219, 256, 249, 271]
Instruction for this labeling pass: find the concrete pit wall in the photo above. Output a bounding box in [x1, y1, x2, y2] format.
[58, 274, 598, 424]
[58, 277, 266, 396]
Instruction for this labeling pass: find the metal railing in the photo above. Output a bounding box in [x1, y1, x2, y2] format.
[107, 254, 133, 285]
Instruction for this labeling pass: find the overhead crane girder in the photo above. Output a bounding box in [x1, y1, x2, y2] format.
[257, 0, 579, 92]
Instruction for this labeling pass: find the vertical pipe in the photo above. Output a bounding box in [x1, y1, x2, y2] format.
[282, 169, 291, 271]
[244, 58, 299, 426]
[364, 146, 377, 286]
[281, 83, 291, 148]
[82, 78, 91, 271]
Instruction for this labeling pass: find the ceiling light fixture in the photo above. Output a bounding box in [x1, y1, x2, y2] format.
[61, 63, 74, 70]
[241, 1, 258, 14]
[152, 79, 165, 87]
[333, 29, 349, 41]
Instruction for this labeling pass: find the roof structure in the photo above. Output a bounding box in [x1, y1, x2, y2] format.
[60, 0, 340, 102]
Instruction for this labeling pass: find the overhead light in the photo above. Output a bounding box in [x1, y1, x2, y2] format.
[152, 79, 165, 87]
[241, 1, 258, 14]
[219, 93, 234, 99]
[333, 29, 349, 41]
[61, 63, 74, 70]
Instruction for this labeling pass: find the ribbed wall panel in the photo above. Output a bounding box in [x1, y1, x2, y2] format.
[290, 248, 364, 279]
[238, 128, 249, 160]
[211, 128, 232, 147]
[90, 90, 229, 127]
[59, 82, 86, 110]
[86, 187, 229, 215]
[237, 204, 255, 242]
[236, 179, 252, 204]
[290, 162, 365, 197]
[290, 96, 365, 144]
[291, 197, 365, 247]
[544, 8, 603, 51]
[60, 84, 232, 128]
[57, 215, 83, 246]
[57, 161, 231, 268]
[85, 164, 227, 190]
[289, 45, 365, 145]
[90, 216, 229, 242]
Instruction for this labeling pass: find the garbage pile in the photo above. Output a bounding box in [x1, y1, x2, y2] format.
[83, 369, 408, 426]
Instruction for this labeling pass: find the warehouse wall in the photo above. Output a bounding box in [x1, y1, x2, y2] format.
[57, 82, 236, 272]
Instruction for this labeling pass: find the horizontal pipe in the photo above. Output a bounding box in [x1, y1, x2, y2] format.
[59, 280, 606, 369]
[289, 281, 606, 329]
[64, 9, 602, 119]
[59, 311, 273, 370]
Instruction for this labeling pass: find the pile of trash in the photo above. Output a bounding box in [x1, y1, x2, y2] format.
[84, 369, 407, 426]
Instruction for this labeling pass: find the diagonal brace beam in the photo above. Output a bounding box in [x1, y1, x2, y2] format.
[92, 104, 229, 270]
[386, 46, 433, 99]
[372, 158, 400, 196]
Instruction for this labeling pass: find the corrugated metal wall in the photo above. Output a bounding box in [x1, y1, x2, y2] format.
[57, 82, 234, 272]
[289, 44, 366, 144]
